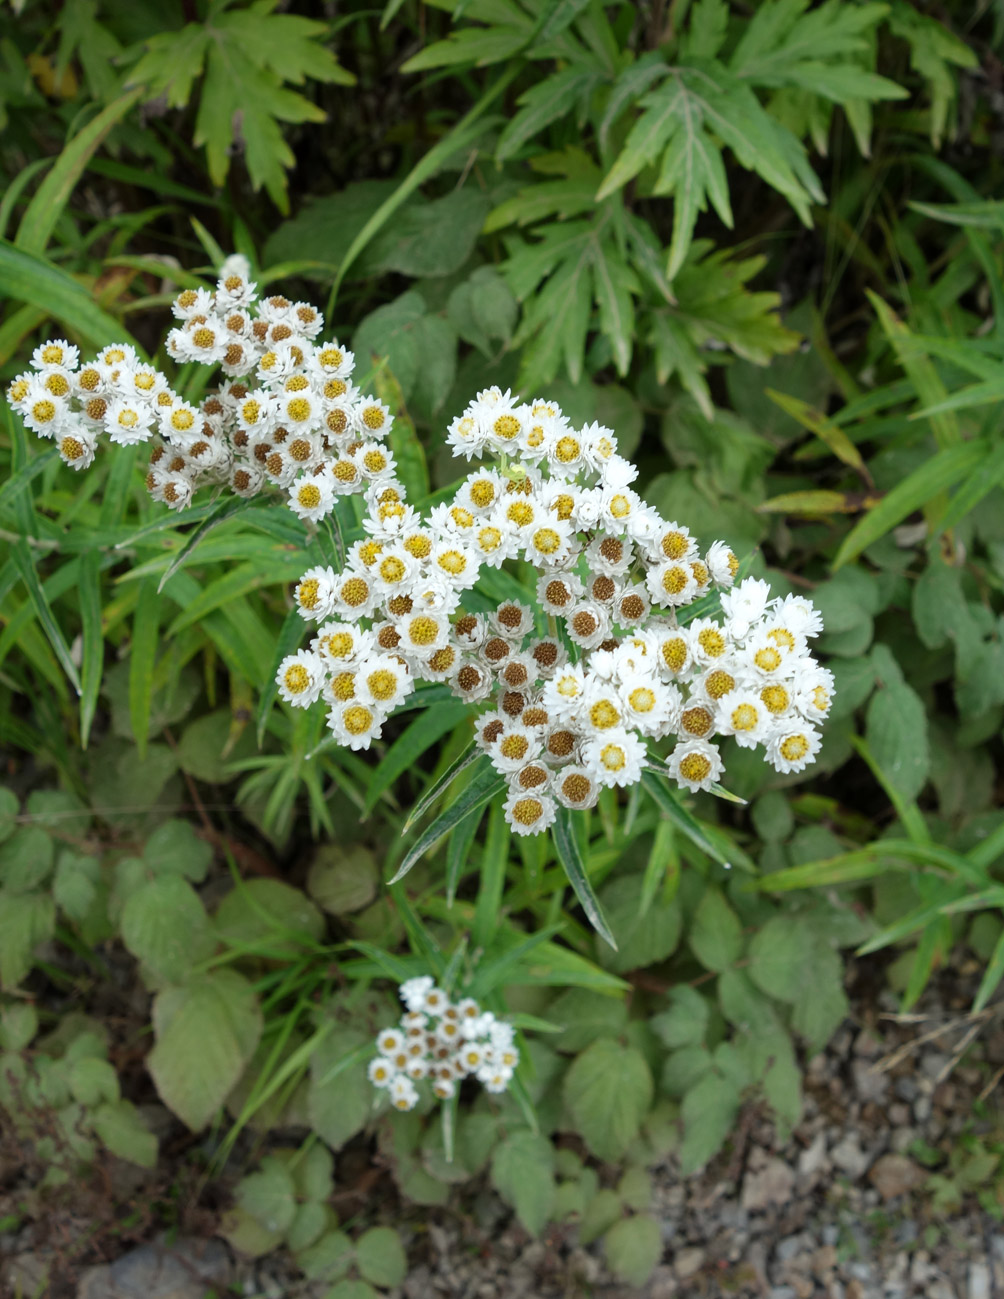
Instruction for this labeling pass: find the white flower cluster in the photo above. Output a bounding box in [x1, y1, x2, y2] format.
[368, 977, 518, 1111]
[6, 256, 394, 516]
[278, 387, 833, 835]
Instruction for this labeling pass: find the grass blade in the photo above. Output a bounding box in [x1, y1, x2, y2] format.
[405, 741, 478, 832]
[0, 238, 137, 350]
[157, 495, 247, 592]
[10, 540, 81, 695]
[388, 762, 505, 885]
[640, 768, 748, 871]
[15, 88, 143, 257]
[832, 440, 986, 571]
[128, 578, 160, 760]
[551, 806, 617, 950]
[0, 445, 59, 520]
[257, 605, 308, 745]
[472, 802, 510, 950]
[78, 550, 103, 747]
[446, 806, 482, 907]
[364, 702, 468, 815]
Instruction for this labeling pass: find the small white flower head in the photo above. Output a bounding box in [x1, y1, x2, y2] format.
[554, 765, 599, 810]
[57, 428, 97, 471]
[313, 339, 354, 379]
[21, 377, 67, 437]
[479, 1066, 514, 1094]
[565, 601, 609, 650]
[389, 1074, 419, 1112]
[368, 1057, 396, 1088]
[793, 665, 835, 722]
[772, 593, 824, 639]
[655, 627, 693, 679]
[277, 650, 326, 707]
[491, 723, 539, 775]
[230, 461, 265, 498]
[160, 473, 194, 512]
[689, 618, 731, 667]
[288, 472, 335, 522]
[327, 700, 384, 750]
[171, 286, 215, 320]
[720, 577, 772, 639]
[542, 664, 587, 721]
[768, 724, 821, 774]
[706, 539, 740, 586]
[537, 571, 583, 618]
[32, 338, 79, 371]
[491, 601, 535, 641]
[433, 1078, 455, 1100]
[582, 729, 646, 788]
[717, 689, 771, 749]
[503, 789, 557, 836]
[333, 570, 377, 620]
[354, 398, 392, 439]
[668, 738, 724, 792]
[399, 976, 435, 1013]
[295, 565, 338, 622]
[355, 655, 413, 710]
[646, 559, 698, 609]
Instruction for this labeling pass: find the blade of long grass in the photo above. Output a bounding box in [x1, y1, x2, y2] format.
[446, 806, 482, 907]
[157, 495, 247, 592]
[0, 445, 59, 520]
[364, 702, 468, 815]
[16, 89, 143, 256]
[128, 578, 160, 759]
[640, 768, 749, 871]
[10, 540, 81, 695]
[387, 763, 505, 884]
[551, 806, 617, 950]
[78, 550, 103, 747]
[257, 605, 307, 745]
[472, 802, 510, 950]
[405, 742, 479, 832]
[0, 239, 135, 350]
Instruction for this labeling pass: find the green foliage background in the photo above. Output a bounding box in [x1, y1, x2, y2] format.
[1, 0, 1003, 1285]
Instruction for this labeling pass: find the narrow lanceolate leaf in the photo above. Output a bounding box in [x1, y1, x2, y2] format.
[405, 741, 479, 832]
[758, 839, 987, 894]
[0, 445, 59, 520]
[10, 541, 81, 696]
[765, 389, 872, 484]
[128, 579, 160, 760]
[258, 605, 310, 744]
[364, 702, 468, 814]
[157, 495, 247, 592]
[641, 769, 750, 871]
[551, 807, 617, 950]
[832, 440, 986, 570]
[78, 550, 104, 747]
[388, 761, 506, 885]
[867, 291, 958, 448]
[758, 489, 880, 515]
[973, 929, 1004, 1014]
[15, 88, 144, 257]
[0, 239, 135, 350]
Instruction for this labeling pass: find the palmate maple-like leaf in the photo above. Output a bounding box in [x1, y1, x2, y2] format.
[126, 0, 354, 210]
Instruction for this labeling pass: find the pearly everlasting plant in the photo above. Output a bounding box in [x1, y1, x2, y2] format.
[368, 978, 518, 1111]
[7, 257, 832, 927]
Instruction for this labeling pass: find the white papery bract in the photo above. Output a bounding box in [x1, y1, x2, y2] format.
[10, 270, 830, 835]
[369, 983, 518, 1110]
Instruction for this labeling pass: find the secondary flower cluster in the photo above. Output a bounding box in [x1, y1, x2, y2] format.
[6, 256, 394, 516]
[278, 387, 833, 835]
[367, 977, 519, 1111]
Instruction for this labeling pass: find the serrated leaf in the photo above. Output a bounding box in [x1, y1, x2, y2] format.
[121, 876, 216, 983]
[490, 1128, 555, 1236]
[563, 1037, 653, 1161]
[91, 1100, 158, 1168]
[356, 1227, 407, 1288]
[678, 1072, 740, 1173]
[605, 1214, 663, 1288]
[497, 65, 600, 162]
[148, 970, 262, 1131]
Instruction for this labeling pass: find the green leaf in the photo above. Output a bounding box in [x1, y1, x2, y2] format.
[364, 702, 467, 813]
[356, 1227, 407, 1288]
[0, 790, 17, 844]
[296, 1228, 354, 1282]
[490, 1128, 555, 1236]
[15, 89, 143, 256]
[832, 440, 985, 569]
[237, 1156, 298, 1236]
[0, 239, 135, 349]
[747, 915, 848, 1052]
[148, 970, 263, 1131]
[549, 987, 628, 1053]
[0, 826, 54, 894]
[128, 4, 353, 209]
[69, 1056, 120, 1106]
[689, 887, 744, 972]
[679, 1072, 740, 1173]
[216, 879, 324, 955]
[128, 578, 160, 759]
[651, 985, 708, 1049]
[307, 844, 378, 916]
[308, 1026, 371, 1150]
[552, 806, 617, 949]
[600, 871, 681, 974]
[604, 1214, 663, 1289]
[866, 670, 930, 805]
[77, 550, 104, 749]
[9, 541, 81, 695]
[388, 760, 506, 884]
[563, 1038, 653, 1162]
[0, 890, 56, 988]
[144, 819, 213, 882]
[641, 770, 749, 870]
[53, 850, 100, 921]
[91, 1099, 158, 1169]
[497, 65, 601, 163]
[121, 876, 216, 983]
